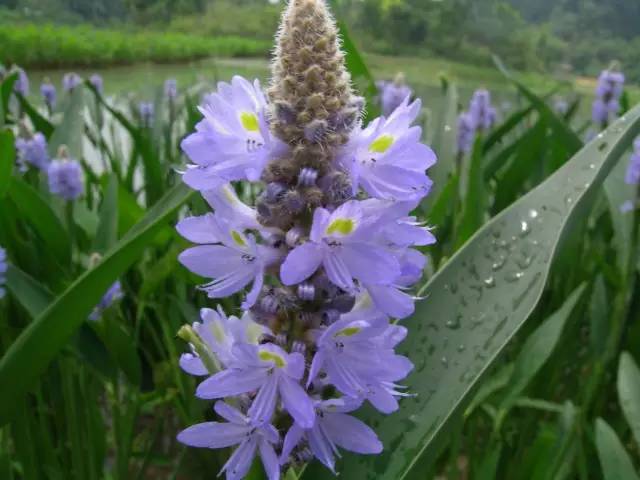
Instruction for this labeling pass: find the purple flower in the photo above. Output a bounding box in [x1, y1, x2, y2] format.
[40, 81, 57, 109]
[593, 69, 625, 128]
[0, 247, 7, 300]
[13, 67, 29, 96]
[280, 200, 401, 290]
[456, 111, 475, 154]
[164, 78, 177, 100]
[625, 138, 640, 185]
[553, 97, 569, 116]
[138, 102, 154, 127]
[179, 306, 266, 374]
[47, 158, 84, 200]
[196, 343, 315, 428]
[63, 72, 82, 92]
[177, 213, 282, 309]
[468, 89, 497, 131]
[178, 401, 280, 480]
[339, 97, 435, 201]
[90, 74, 103, 93]
[89, 281, 123, 321]
[308, 316, 413, 413]
[16, 133, 49, 171]
[378, 75, 412, 117]
[181, 76, 285, 191]
[280, 398, 382, 473]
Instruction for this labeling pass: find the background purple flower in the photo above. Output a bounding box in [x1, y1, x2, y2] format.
[13, 67, 29, 96]
[40, 81, 57, 109]
[48, 158, 84, 200]
[625, 137, 640, 185]
[378, 73, 412, 117]
[138, 101, 154, 127]
[164, 78, 177, 100]
[0, 247, 7, 300]
[592, 69, 624, 128]
[89, 281, 123, 321]
[90, 74, 103, 93]
[16, 133, 49, 171]
[63, 72, 82, 92]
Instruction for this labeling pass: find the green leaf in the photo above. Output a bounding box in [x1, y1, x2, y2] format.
[48, 87, 85, 159]
[618, 352, 640, 448]
[7, 178, 71, 265]
[456, 137, 486, 248]
[92, 174, 119, 254]
[499, 284, 586, 412]
[315, 103, 640, 480]
[589, 275, 608, 356]
[426, 173, 458, 230]
[0, 72, 17, 125]
[5, 264, 54, 318]
[0, 182, 193, 425]
[16, 95, 54, 138]
[0, 129, 14, 198]
[595, 418, 639, 480]
[483, 104, 534, 154]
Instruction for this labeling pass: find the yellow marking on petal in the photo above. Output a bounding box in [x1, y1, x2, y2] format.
[222, 184, 239, 205]
[210, 321, 227, 343]
[259, 350, 286, 368]
[231, 230, 247, 247]
[240, 112, 260, 132]
[369, 134, 395, 153]
[335, 326, 361, 337]
[326, 218, 355, 236]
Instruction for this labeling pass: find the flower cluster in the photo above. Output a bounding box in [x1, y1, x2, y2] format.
[625, 138, 640, 186]
[456, 89, 497, 155]
[40, 79, 57, 110]
[16, 132, 49, 171]
[592, 69, 625, 129]
[138, 102, 154, 127]
[13, 67, 29, 96]
[48, 153, 84, 201]
[0, 247, 7, 300]
[376, 73, 412, 117]
[175, 1, 436, 478]
[90, 74, 104, 94]
[165, 78, 178, 100]
[89, 281, 124, 321]
[63, 72, 82, 92]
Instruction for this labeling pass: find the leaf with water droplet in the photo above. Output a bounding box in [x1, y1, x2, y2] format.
[308, 103, 640, 480]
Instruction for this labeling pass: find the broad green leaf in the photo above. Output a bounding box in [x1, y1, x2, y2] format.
[92, 174, 119, 254]
[589, 275, 608, 356]
[426, 173, 458, 230]
[7, 178, 71, 264]
[0, 129, 14, 198]
[618, 352, 640, 448]
[595, 418, 640, 480]
[313, 103, 640, 480]
[604, 154, 636, 272]
[48, 87, 85, 159]
[0, 72, 17, 125]
[0, 182, 193, 425]
[499, 284, 586, 412]
[16, 95, 54, 138]
[483, 104, 534, 154]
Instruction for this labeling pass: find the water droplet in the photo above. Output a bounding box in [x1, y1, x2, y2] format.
[457, 344, 466, 353]
[441, 356, 449, 368]
[484, 276, 496, 288]
[528, 209, 539, 219]
[519, 220, 531, 237]
[506, 271, 524, 282]
[492, 255, 507, 271]
[516, 255, 533, 270]
[444, 125, 452, 132]
[564, 195, 573, 206]
[446, 315, 462, 330]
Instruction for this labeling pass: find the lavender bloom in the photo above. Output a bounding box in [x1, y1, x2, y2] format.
[62, 72, 82, 92]
[468, 89, 497, 131]
[553, 97, 569, 116]
[164, 78, 177, 100]
[16, 133, 49, 171]
[456, 111, 475, 155]
[176, 1, 437, 476]
[0, 247, 7, 300]
[592, 69, 625, 128]
[339, 97, 436, 201]
[179, 401, 280, 480]
[181, 76, 286, 190]
[625, 138, 640, 185]
[378, 73, 412, 117]
[47, 158, 84, 200]
[13, 67, 29, 96]
[138, 102, 154, 127]
[40, 80, 57, 109]
[89, 281, 123, 321]
[89, 74, 103, 93]
[280, 398, 382, 473]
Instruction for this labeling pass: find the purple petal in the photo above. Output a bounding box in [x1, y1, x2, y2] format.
[367, 385, 399, 413]
[307, 424, 337, 473]
[223, 438, 258, 480]
[322, 413, 383, 454]
[279, 376, 316, 429]
[340, 244, 400, 285]
[176, 214, 220, 244]
[367, 284, 415, 319]
[178, 245, 245, 278]
[280, 423, 305, 464]
[324, 250, 354, 290]
[177, 422, 249, 448]
[248, 375, 278, 426]
[280, 242, 324, 286]
[214, 401, 247, 424]
[179, 353, 208, 376]
[196, 368, 267, 399]
[258, 439, 280, 480]
[284, 352, 305, 380]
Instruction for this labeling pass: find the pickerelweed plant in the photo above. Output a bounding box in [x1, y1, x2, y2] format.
[175, 0, 436, 478]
